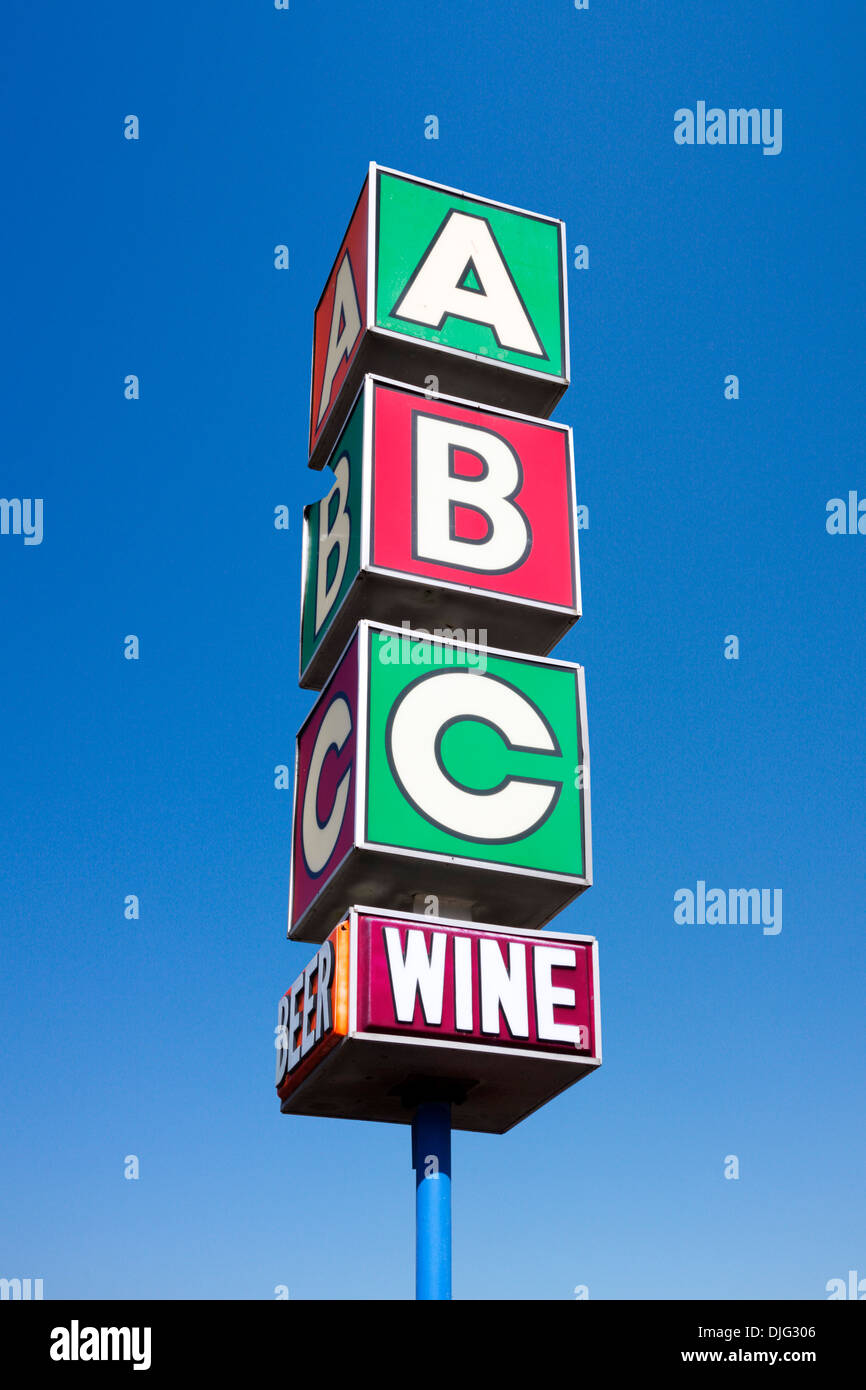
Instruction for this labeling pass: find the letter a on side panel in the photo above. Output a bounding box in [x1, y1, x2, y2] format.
[317, 256, 362, 428]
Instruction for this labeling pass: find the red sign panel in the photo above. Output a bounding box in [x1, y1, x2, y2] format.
[370, 380, 578, 611]
[309, 178, 369, 462]
[290, 630, 359, 929]
[356, 913, 597, 1056]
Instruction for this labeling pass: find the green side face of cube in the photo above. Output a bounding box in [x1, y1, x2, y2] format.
[364, 630, 586, 877]
[300, 395, 364, 679]
[374, 172, 565, 378]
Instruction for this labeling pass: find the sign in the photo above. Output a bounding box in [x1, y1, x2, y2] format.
[279, 163, 600, 1295]
[275, 919, 350, 1097]
[300, 375, 581, 688]
[277, 907, 601, 1133]
[289, 621, 591, 942]
[308, 164, 570, 469]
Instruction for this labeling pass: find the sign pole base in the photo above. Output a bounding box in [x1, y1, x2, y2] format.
[412, 1101, 452, 1300]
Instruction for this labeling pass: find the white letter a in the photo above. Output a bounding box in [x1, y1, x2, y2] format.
[392, 210, 546, 358]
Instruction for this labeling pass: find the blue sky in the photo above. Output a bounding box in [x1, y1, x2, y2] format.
[2, 0, 863, 1299]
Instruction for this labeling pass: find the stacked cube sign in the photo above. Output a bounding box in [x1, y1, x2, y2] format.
[308, 164, 569, 470]
[276, 910, 600, 1135]
[279, 165, 600, 1134]
[299, 377, 581, 687]
[290, 622, 590, 941]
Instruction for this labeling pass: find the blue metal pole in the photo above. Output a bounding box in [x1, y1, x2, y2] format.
[412, 1102, 452, 1300]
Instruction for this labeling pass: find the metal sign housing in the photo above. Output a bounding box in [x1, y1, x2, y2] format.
[308, 164, 571, 470]
[300, 374, 582, 688]
[289, 620, 591, 943]
[277, 907, 601, 1134]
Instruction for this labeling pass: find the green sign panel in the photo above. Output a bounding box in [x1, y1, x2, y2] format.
[374, 170, 566, 378]
[300, 394, 364, 680]
[366, 630, 586, 878]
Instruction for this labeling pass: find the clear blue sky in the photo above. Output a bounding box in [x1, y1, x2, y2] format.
[2, 0, 863, 1300]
